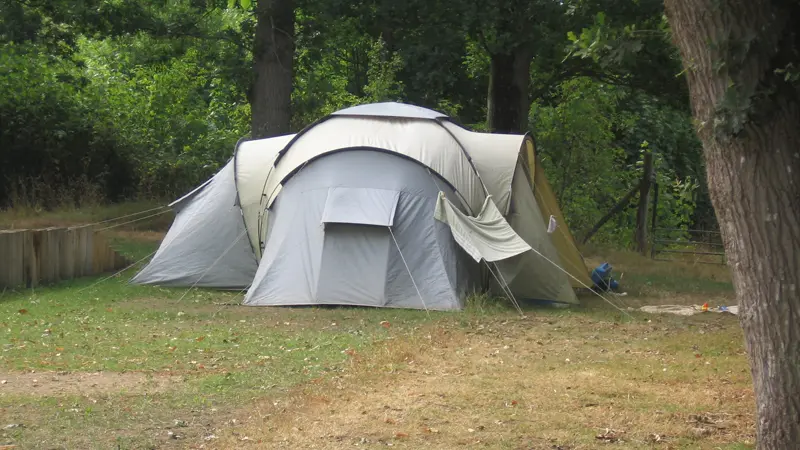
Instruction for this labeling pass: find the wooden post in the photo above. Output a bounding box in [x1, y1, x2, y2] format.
[43, 227, 62, 284]
[635, 152, 654, 255]
[0, 230, 25, 288]
[0, 225, 131, 288]
[650, 182, 659, 260]
[22, 230, 39, 288]
[72, 226, 86, 278]
[59, 227, 75, 280]
[582, 183, 641, 245]
[75, 226, 93, 276]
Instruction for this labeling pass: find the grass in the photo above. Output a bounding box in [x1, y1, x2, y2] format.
[0, 207, 753, 449]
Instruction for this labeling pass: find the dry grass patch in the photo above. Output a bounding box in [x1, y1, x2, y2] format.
[212, 313, 754, 450]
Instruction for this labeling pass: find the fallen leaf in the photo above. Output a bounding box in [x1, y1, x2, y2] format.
[196, 336, 206, 342]
[384, 418, 396, 424]
[380, 321, 391, 328]
[394, 432, 409, 439]
[595, 428, 624, 443]
[17, 309, 27, 315]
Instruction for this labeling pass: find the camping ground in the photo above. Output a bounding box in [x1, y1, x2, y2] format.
[0, 207, 753, 449]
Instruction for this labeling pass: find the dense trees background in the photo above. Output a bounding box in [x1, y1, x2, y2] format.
[0, 0, 712, 246]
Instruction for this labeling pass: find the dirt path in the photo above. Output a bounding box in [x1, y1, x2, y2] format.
[0, 371, 181, 397]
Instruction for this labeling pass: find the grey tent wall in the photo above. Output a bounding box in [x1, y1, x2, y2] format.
[131, 160, 258, 289]
[244, 149, 474, 310]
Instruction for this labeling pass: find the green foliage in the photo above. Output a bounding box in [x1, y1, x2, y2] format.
[532, 78, 631, 243]
[81, 38, 249, 196]
[532, 78, 700, 247]
[0, 42, 131, 207]
[1, 2, 250, 207]
[563, 0, 687, 109]
[0, 0, 717, 246]
[362, 36, 404, 102]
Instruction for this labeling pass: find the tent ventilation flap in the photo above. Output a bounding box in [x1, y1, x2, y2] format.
[434, 192, 531, 263]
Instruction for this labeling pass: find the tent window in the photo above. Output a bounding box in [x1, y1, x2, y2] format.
[321, 187, 400, 227]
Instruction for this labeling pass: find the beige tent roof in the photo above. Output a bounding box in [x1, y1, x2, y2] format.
[235, 134, 296, 253]
[230, 102, 591, 290]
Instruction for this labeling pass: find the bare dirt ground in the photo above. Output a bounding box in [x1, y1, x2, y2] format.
[0, 371, 181, 397]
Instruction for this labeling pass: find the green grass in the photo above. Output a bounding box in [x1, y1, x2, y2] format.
[0, 224, 751, 449]
[0, 271, 444, 448]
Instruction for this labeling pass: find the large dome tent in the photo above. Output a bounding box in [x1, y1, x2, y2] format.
[131, 102, 591, 310]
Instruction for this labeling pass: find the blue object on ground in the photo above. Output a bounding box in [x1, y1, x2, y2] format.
[591, 262, 619, 292]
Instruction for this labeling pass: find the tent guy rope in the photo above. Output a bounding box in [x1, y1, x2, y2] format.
[84, 204, 170, 228]
[526, 246, 635, 320]
[77, 249, 158, 293]
[173, 229, 248, 304]
[484, 261, 524, 315]
[95, 209, 172, 232]
[388, 226, 431, 318]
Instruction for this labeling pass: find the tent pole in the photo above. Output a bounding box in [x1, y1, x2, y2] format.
[388, 227, 430, 317]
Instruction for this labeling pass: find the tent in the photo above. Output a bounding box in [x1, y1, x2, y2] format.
[132, 102, 592, 310]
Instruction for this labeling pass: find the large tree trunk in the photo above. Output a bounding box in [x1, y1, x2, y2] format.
[664, 0, 800, 448]
[487, 48, 531, 133]
[251, 0, 294, 139]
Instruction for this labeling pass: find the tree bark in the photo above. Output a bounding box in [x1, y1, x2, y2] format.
[487, 48, 531, 133]
[251, 0, 294, 139]
[635, 152, 654, 254]
[664, 0, 800, 448]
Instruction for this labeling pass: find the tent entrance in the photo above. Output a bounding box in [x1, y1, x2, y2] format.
[316, 186, 399, 305]
[317, 223, 391, 305]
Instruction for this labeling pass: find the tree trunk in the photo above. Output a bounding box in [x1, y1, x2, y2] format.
[635, 152, 653, 254]
[487, 48, 531, 133]
[251, 0, 294, 139]
[664, 1, 800, 448]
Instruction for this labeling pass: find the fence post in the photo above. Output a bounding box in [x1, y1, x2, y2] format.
[0, 230, 25, 287]
[635, 152, 654, 255]
[650, 182, 659, 260]
[0, 226, 131, 289]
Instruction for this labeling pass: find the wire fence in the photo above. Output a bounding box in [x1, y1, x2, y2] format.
[650, 227, 726, 265]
